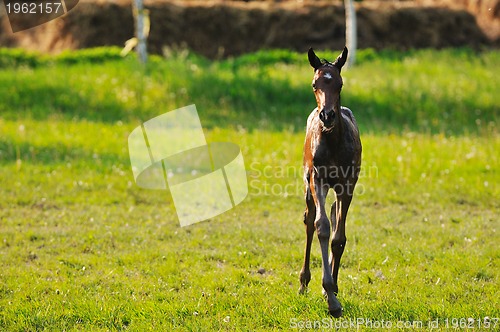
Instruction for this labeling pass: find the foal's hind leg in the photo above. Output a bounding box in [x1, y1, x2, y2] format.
[299, 189, 315, 294]
[329, 200, 339, 294]
[330, 191, 353, 295]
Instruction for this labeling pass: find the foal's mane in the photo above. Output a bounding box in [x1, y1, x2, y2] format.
[320, 59, 335, 67]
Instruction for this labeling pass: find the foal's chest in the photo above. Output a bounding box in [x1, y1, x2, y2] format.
[311, 136, 357, 182]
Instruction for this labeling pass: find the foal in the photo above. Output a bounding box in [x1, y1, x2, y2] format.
[299, 47, 362, 317]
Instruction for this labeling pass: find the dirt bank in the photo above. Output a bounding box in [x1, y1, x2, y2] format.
[0, 0, 497, 58]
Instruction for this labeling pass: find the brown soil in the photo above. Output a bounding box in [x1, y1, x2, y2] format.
[0, 0, 498, 58]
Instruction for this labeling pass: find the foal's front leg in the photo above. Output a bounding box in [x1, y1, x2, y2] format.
[330, 192, 352, 296]
[313, 180, 342, 317]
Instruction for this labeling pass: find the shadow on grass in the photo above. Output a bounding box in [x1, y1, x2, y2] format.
[1, 48, 497, 135]
[183, 67, 497, 135]
[187, 69, 311, 131]
[0, 76, 134, 123]
[0, 139, 127, 167]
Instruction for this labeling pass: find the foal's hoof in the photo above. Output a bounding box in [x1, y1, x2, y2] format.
[298, 285, 307, 295]
[327, 295, 343, 318]
[329, 305, 343, 318]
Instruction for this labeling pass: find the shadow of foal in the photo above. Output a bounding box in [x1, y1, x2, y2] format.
[299, 47, 362, 318]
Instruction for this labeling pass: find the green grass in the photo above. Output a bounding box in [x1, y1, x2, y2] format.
[0, 48, 498, 331]
[1, 47, 497, 133]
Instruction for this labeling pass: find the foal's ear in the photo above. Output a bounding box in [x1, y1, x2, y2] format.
[333, 47, 348, 72]
[308, 48, 322, 70]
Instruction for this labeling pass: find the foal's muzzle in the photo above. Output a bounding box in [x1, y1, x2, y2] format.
[319, 109, 335, 128]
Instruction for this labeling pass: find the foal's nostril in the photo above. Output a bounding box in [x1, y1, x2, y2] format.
[319, 110, 326, 123]
[319, 110, 335, 125]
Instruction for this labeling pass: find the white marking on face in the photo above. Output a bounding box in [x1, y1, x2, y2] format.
[323, 72, 332, 80]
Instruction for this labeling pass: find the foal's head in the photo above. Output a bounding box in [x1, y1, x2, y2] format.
[308, 47, 348, 129]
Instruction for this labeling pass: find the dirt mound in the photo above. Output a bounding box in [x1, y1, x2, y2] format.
[0, 0, 497, 58]
[417, 0, 500, 41]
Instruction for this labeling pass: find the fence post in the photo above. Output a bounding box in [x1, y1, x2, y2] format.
[344, 0, 357, 68]
[132, 0, 148, 64]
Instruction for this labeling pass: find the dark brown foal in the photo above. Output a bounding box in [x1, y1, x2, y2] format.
[299, 47, 362, 317]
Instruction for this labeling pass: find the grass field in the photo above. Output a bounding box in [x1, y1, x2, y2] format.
[0, 47, 499, 331]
